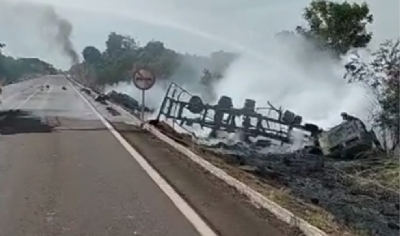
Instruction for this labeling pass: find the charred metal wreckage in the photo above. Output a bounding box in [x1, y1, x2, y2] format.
[81, 88, 153, 114]
[156, 83, 320, 143]
[154, 82, 380, 159]
[85, 81, 380, 159]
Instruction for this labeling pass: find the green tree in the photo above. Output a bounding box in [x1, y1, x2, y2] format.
[345, 39, 400, 150]
[105, 32, 137, 59]
[82, 46, 102, 65]
[137, 42, 180, 78]
[0, 55, 57, 84]
[298, 0, 373, 55]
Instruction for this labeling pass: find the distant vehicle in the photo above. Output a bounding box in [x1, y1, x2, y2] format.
[317, 119, 380, 159]
[62, 86, 67, 90]
[46, 85, 50, 89]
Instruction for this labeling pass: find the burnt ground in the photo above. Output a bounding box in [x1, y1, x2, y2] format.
[153, 121, 400, 236]
[0, 110, 54, 134]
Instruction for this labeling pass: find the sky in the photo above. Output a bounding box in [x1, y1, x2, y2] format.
[0, 0, 399, 129]
[0, 0, 398, 69]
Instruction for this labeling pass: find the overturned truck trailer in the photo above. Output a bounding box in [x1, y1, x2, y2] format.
[155, 82, 320, 146]
[154, 82, 380, 158]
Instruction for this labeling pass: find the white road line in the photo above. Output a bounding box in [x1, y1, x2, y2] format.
[2, 86, 33, 105]
[13, 79, 50, 110]
[38, 87, 53, 110]
[66, 78, 217, 236]
[3, 82, 39, 105]
[13, 88, 41, 110]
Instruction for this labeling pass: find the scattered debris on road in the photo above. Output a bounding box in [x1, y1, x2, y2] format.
[80, 88, 91, 95]
[106, 106, 121, 116]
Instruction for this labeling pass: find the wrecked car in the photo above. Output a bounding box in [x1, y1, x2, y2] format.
[317, 117, 381, 159]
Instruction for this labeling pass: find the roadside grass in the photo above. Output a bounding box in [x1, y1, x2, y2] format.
[337, 150, 400, 192]
[267, 188, 337, 234]
[211, 152, 398, 236]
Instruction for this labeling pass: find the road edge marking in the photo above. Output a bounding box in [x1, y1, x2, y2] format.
[2, 78, 46, 106]
[14, 80, 49, 110]
[66, 78, 217, 236]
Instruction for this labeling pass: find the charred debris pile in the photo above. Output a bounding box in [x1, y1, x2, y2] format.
[152, 83, 382, 159]
[81, 88, 154, 115]
[89, 82, 399, 236]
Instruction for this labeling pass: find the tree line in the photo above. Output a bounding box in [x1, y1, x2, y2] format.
[75, 32, 237, 95]
[0, 43, 58, 84]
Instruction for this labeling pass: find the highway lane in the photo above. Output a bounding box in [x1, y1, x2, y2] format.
[0, 75, 297, 236]
[0, 76, 202, 236]
[1, 77, 45, 108]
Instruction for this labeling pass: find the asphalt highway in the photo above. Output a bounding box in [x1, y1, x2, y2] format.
[0, 75, 294, 236]
[0, 76, 203, 236]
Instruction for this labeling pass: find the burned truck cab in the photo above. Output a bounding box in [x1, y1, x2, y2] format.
[317, 118, 376, 159]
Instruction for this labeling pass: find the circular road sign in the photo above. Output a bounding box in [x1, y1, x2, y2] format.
[133, 68, 156, 91]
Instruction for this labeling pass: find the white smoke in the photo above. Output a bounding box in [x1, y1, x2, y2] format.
[214, 36, 375, 130]
[108, 35, 375, 130]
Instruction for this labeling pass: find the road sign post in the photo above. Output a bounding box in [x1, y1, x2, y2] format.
[132, 68, 156, 123]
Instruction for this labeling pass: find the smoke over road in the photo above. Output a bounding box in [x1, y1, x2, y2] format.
[0, 0, 79, 66]
[42, 6, 79, 65]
